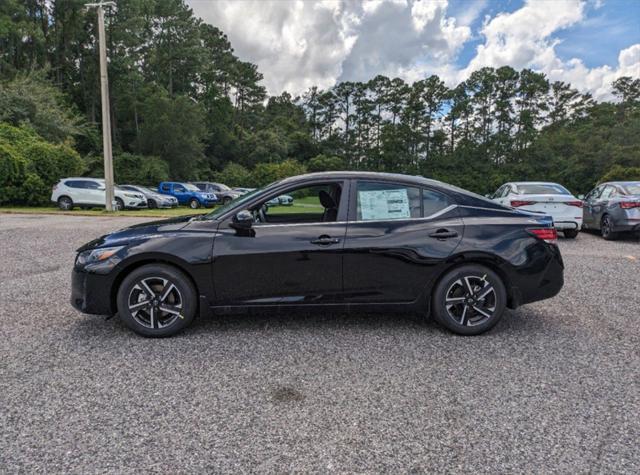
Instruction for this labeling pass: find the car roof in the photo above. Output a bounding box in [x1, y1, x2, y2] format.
[62, 177, 104, 181]
[510, 181, 564, 186]
[602, 181, 640, 185]
[279, 171, 449, 188]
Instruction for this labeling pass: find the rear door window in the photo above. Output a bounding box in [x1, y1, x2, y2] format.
[356, 181, 421, 221]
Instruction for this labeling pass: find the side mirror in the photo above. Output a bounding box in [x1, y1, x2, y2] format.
[484, 194, 491, 198]
[231, 210, 253, 230]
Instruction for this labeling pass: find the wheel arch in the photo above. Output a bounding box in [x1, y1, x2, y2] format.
[110, 256, 201, 315]
[426, 255, 517, 313]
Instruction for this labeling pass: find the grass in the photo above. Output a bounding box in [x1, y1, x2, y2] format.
[0, 201, 323, 218]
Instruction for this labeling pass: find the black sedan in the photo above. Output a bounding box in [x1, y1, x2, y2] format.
[71, 172, 564, 337]
[582, 181, 640, 239]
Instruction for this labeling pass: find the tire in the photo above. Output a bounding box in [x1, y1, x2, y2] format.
[148, 199, 157, 209]
[189, 198, 200, 209]
[563, 229, 579, 239]
[601, 215, 618, 240]
[57, 196, 74, 211]
[431, 264, 507, 336]
[222, 196, 232, 205]
[115, 197, 125, 211]
[116, 264, 197, 337]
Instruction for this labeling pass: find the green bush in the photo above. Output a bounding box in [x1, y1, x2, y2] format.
[215, 162, 252, 187]
[0, 143, 28, 204]
[83, 153, 170, 186]
[307, 154, 344, 172]
[599, 165, 640, 183]
[23, 141, 84, 185]
[250, 159, 307, 187]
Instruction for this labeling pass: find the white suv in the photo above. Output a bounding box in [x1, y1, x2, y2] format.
[51, 178, 147, 211]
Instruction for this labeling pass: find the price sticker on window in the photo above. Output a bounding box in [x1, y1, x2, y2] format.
[359, 189, 411, 220]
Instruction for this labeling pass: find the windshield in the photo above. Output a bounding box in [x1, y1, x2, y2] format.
[204, 183, 280, 220]
[516, 184, 570, 195]
[215, 183, 231, 191]
[621, 183, 640, 195]
[184, 183, 200, 192]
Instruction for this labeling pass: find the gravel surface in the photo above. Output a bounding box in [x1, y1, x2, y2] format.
[1, 214, 638, 473]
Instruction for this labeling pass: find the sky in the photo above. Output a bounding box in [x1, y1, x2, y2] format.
[187, 0, 640, 100]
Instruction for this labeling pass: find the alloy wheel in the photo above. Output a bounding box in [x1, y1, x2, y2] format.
[127, 277, 184, 329]
[445, 275, 496, 326]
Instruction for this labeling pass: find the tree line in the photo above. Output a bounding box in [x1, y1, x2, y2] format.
[1, 0, 639, 206]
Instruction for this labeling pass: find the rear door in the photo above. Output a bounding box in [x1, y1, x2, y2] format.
[583, 186, 603, 227]
[342, 180, 463, 304]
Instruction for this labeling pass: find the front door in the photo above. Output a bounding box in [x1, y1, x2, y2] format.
[342, 180, 464, 303]
[211, 181, 349, 306]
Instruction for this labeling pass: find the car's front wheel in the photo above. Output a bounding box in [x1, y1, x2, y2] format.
[117, 264, 197, 337]
[114, 197, 125, 211]
[58, 196, 74, 211]
[431, 264, 507, 336]
[563, 229, 579, 239]
[189, 198, 200, 209]
[147, 199, 157, 209]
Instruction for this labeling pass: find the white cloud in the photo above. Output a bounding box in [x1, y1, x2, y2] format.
[188, 0, 468, 94]
[188, 0, 639, 100]
[457, 0, 639, 100]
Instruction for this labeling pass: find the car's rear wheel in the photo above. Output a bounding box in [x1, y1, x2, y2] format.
[222, 196, 232, 205]
[432, 264, 506, 336]
[601, 215, 618, 240]
[563, 229, 579, 239]
[189, 198, 200, 209]
[117, 264, 197, 337]
[58, 196, 73, 211]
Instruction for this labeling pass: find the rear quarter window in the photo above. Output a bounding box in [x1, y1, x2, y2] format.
[423, 189, 453, 217]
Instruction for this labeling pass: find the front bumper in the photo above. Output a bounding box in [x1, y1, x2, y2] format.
[125, 200, 148, 209]
[71, 267, 115, 315]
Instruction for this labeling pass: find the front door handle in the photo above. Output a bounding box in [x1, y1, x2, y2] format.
[311, 235, 341, 246]
[428, 229, 459, 239]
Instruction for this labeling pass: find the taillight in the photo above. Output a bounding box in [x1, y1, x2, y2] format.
[527, 228, 558, 243]
[620, 201, 640, 209]
[511, 200, 535, 207]
[566, 200, 583, 208]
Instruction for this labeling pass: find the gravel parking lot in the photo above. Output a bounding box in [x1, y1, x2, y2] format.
[1, 214, 638, 473]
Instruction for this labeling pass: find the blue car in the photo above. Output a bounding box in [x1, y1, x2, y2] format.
[158, 182, 218, 209]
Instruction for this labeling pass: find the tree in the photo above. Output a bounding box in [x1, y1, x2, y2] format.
[138, 93, 206, 179]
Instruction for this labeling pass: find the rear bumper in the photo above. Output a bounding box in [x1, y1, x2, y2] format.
[613, 218, 640, 233]
[515, 243, 564, 306]
[554, 220, 581, 230]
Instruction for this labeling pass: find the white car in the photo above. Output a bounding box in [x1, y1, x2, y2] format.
[490, 181, 583, 238]
[51, 178, 147, 211]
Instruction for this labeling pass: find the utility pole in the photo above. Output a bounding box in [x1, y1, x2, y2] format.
[86, 1, 116, 211]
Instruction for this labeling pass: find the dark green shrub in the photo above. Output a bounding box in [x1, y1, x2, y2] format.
[0, 143, 28, 204]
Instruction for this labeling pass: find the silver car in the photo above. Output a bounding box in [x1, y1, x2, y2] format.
[582, 181, 640, 239]
[120, 185, 178, 209]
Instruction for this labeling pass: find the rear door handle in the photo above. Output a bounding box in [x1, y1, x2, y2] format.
[428, 229, 459, 239]
[311, 235, 341, 246]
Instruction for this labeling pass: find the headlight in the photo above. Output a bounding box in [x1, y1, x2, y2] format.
[124, 193, 137, 198]
[76, 246, 125, 266]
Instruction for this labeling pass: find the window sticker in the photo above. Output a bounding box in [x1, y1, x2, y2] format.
[359, 188, 411, 220]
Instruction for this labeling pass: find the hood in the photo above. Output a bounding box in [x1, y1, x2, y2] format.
[76, 214, 199, 251]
